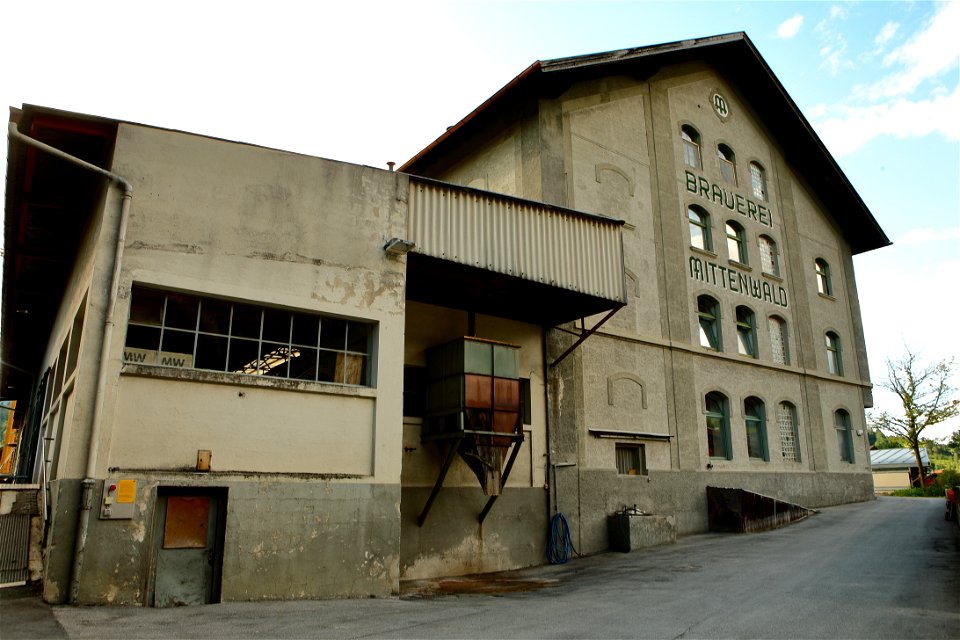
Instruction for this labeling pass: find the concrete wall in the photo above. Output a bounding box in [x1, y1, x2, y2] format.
[43, 124, 410, 603]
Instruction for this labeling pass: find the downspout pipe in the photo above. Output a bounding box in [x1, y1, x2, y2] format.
[8, 122, 133, 603]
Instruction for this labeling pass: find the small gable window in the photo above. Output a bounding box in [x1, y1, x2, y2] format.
[688, 206, 712, 251]
[681, 125, 702, 169]
[750, 161, 767, 201]
[759, 235, 779, 276]
[717, 144, 737, 185]
[726, 221, 747, 264]
[815, 258, 833, 296]
[697, 296, 722, 351]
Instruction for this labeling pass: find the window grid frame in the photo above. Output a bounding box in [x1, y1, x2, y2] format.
[125, 286, 373, 387]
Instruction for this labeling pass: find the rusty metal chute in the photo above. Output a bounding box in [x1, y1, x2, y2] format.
[417, 337, 525, 527]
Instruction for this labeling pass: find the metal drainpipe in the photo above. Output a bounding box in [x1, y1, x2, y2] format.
[8, 122, 133, 603]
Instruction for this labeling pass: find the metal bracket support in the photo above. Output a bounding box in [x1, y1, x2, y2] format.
[550, 306, 623, 368]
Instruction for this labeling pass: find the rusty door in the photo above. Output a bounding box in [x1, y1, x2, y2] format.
[151, 489, 225, 607]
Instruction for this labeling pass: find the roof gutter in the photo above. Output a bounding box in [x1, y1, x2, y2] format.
[7, 121, 132, 604]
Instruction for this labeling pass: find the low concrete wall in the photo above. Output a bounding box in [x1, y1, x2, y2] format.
[574, 469, 874, 554]
[47, 477, 400, 605]
[400, 487, 547, 579]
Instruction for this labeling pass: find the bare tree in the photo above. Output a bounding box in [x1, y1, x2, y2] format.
[870, 349, 959, 487]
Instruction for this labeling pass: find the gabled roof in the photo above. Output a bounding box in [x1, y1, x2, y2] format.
[401, 32, 890, 255]
[870, 447, 930, 469]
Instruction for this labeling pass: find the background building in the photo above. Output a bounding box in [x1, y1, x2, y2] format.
[1, 32, 888, 605]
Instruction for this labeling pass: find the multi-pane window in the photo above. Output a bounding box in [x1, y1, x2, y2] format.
[697, 296, 722, 350]
[706, 392, 731, 459]
[750, 161, 767, 200]
[681, 125, 702, 169]
[768, 315, 790, 365]
[124, 285, 374, 386]
[744, 397, 768, 460]
[826, 331, 843, 376]
[835, 409, 854, 463]
[726, 221, 747, 264]
[717, 144, 737, 185]
[616, 444, 647, 475]
[735, 306, 757, 358]
[688, 206, 712, 251]
[759, 235, 779, 276]
[777, 402, 800, 462]
[815, 258, 832, 296]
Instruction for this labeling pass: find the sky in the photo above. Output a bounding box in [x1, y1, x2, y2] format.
[2, 1, 958, 440]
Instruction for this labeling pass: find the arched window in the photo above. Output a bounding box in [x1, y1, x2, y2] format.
[726, 221, 747, 264]
[750, 161, 767, 201]
[697, 296, 722, 350]
[768, 315, 790, 365]
[835, 409, 854, 463]
[681, 125, 702, 169]
[759, 235, 779, 276]
[736, 306, 757, 357]
[744, 397, 768, 460]
[705, 392, 731, 459]
[777, 402, 800, 462]
[815, 258, 832, 296]
[688, 206, 712, 251]
[826, 332, 843, 376]
[717, 144, 737, 185]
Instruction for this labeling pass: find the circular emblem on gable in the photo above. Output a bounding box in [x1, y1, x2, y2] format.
[712, 93, 730, 118]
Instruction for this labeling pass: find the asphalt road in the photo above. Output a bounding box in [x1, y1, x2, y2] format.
[3, 496, 958, 639]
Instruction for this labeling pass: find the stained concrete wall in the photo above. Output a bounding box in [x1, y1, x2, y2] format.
[399, 302, 548, 578]
[41, 124, 410, 603]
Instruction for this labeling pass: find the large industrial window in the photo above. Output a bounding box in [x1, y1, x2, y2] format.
[735, 306, 757, 358]
[769, 315, 790, 365]
[759, 235, 779, 276]
[688, 206, 712, 251]
[777, 402, 800, 462]
[826, 331, 843, 376]
[726, 221, 747, 264]
[750, 161, 767, 200]
[124, 286, 374, 386]
[744, 397, 768, 460]
[717, 144, 737, 185]
[815, 258, 833, 296]
[697, 296, 722, 351]
[835, 409, 854, 463]
[705, 392, 731, 459]
[616, 444, 646, 475]
[681, 125, 702, 169]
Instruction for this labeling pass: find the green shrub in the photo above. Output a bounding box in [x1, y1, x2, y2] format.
[890, 469, 960, 497]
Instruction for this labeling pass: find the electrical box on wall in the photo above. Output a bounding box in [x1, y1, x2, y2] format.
[100, 478, 137, 519]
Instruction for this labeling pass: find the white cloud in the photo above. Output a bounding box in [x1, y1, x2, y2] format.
[819, 37, 852, 75]
[813, 84, 960, 156]
[874, 21, 899, 47]
[776, 14, 804, 39]
[872, 1, 960, 98]
[812, 3, 960, 157]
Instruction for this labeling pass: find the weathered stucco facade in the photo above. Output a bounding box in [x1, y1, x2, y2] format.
[2, 33, 888, 605]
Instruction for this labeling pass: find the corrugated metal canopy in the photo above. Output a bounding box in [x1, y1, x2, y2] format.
[870, 447, 929, 468]
[406, 177, 626, 326]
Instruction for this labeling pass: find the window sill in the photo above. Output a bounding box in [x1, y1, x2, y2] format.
[727, 260, 751, 271]
[121, 363, 377, 398]
[690, 246, 717, 259]
[761, 271, 783, 282]
[818, 292, 836, 301]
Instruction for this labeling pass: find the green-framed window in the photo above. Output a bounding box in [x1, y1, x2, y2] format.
[736, 306, 757, 358]
[835, 409, 854, 463]
[688, 206, 712, 251]
[744, 397, 768, 461]
[706, 391, 731, 459]
[697, 296, 722, 351]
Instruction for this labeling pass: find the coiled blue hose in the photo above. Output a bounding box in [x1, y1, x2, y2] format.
[547, 512, 578, 564]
